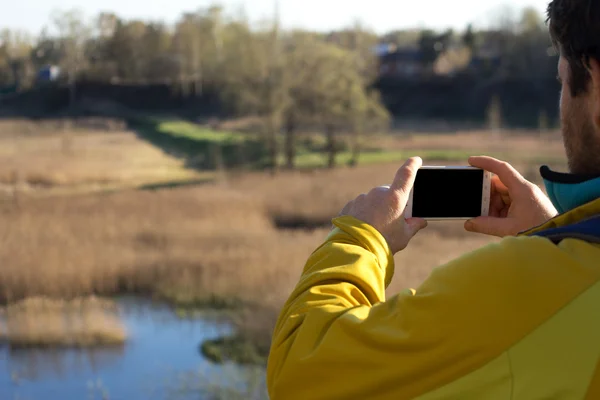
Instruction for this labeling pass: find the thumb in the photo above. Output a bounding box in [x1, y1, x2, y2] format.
[405, 217, 428, 237]
[464, 217, 513, 238]
[391, 157, 423, 195]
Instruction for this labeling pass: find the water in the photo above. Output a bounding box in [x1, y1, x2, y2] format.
[0, 298, 268, 400]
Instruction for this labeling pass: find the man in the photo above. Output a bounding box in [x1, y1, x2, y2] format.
[266, 0, 600, 399]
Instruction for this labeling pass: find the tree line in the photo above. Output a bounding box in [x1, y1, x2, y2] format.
[0, 5, 557, 170]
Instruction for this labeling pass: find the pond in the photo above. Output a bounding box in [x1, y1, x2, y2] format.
[0, 298, 268, 400]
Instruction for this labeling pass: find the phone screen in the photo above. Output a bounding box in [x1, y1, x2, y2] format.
[412, 168, 484, 218]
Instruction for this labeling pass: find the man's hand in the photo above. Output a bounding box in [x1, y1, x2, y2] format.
[338, 157, 428, 254]
[465, 156, 558, 237]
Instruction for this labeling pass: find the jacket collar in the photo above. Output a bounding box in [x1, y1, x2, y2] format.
[523, 196, 600, 236]
[541, 165, 600, 214]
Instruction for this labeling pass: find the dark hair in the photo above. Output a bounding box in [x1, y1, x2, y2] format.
[547, 0, 600, 96]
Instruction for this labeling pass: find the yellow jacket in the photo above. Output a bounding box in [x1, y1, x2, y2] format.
[267, 198, 600, 399]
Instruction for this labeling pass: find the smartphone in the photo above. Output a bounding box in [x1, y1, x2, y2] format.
[405, 166, 492, 220]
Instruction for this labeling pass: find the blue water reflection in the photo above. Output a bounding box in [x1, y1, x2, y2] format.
[0, 298, 268, 400]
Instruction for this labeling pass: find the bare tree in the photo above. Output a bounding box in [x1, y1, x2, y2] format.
[110, 20, 148, 82]
[171, 6, 229, 97]
[487, 94, 503, 134]
[306, 43, 363, 168]
[174, 13, 203, 96]
[52, 9, 91, 109]
[219, 10, 290, 172]
[349, 90, 390, 167]
[0, 29, 34, 89]
[282, 31, 321, 169]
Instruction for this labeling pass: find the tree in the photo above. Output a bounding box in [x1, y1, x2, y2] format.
[308, 44, 367, 168]
[97, 12, 118, 38]
[519, 7, 544, 33]
[140, 23, 175, 82]
[418, 29, 439, 71]
[320, 23, 385, 168]
[95, 18, 138, 81]
[512, 7, 553, 78]
[486, 5, 521, 76]
[380, 29, 421, 47]
[278, 32, 387, 170]
[52, 9, 91, 108]
[207, 5, 225, 68]
[348, 90, 390, 167]
[219, 15, 290, 172]
[0, 29, 34, 89]
[489, 4, 518, 33]
[281, 31, 316, 169]
[463, 24, 476, 55]
[32, 29, 66, 72]
[487, 94, 503, 133]
[326, 21, 380, 81]
[174, 14, 203, 95]
[260, 17, 289, 173]
[81, 13, 118, 81]
[170, 6, 230, 97]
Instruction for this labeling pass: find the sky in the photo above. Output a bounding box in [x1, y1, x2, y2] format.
[1, 0, 552, 35]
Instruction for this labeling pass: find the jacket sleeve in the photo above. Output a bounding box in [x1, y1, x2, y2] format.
[266, 215, 599, 400]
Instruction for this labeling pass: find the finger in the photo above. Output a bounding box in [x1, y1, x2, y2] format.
[405, 217, 428, 236]
[338, 200, 354, 217]
[489, 194, 506, 217]
[490, 176, 512, 212]
[391, 157, 423, 194]
[490, 207, 501, 218]
[491, 187, 508, 208]
[469, 156, 525, 190]
[491, 175, 509, 195]
[464, 216, 513, 238]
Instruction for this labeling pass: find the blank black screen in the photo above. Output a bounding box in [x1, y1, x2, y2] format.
[413, 169, 484, 218]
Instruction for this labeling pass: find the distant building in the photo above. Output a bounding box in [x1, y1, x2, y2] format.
[375, 38, 504, 79]
[378, 47, 424, 78]
[373, 43, 397, 57]
[37, 65, 61, 83]
[465, 53, 503, 76]
[433, 46, 473, 77]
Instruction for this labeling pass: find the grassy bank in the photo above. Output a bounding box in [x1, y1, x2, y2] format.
[0, 297, 126, 348]
[133, 118, 567, 171]
[0, 119, 203, 194]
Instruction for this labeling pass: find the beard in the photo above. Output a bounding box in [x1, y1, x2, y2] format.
[562, 97, 600, 175]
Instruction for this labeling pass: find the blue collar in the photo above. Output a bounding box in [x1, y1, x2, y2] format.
[541, 166, 600, 214]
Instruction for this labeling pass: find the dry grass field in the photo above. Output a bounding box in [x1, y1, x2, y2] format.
[0, 118, 567, 353]
[0, 118, 565, 195]
[0, 162, 501, 351]
[0, 118, 203, 194]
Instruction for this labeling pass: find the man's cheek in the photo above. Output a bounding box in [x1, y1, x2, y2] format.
[559, 86, 567, 114]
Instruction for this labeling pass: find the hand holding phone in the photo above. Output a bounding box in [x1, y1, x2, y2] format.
[464, 156, 558, 237]
[337, 157, 428, 254]
[405, 166, 492, 220]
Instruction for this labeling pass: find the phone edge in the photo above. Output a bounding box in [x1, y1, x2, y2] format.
[481, 170, 492, 217]
[405, 187, 414, 218]
[418, 166, 482, 170]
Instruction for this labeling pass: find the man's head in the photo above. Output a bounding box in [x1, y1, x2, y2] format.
[548, 0, 600, 175]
